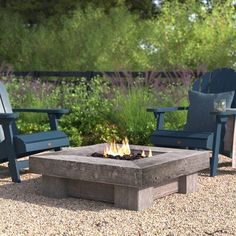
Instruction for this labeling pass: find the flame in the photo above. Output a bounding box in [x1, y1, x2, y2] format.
[148, 149, 152, 157]
[104, 137, 131, 157]
[141, 149, 152, 158]
[141, 150, 146, 157]
[103, 137, 153, 158]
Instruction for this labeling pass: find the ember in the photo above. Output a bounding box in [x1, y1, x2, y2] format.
[91, 137, 152, 160]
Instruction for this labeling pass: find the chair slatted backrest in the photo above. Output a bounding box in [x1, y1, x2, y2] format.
[192, 68, 236, 107]
[0, 81, 13, 142]
[192, 68, 236, 154]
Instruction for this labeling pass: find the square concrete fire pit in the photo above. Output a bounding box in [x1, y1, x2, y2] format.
[29, 144, 210, 211]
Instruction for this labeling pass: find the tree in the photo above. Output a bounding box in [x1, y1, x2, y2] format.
[0, 0, 159, 24]
[0, 0, 79, 24]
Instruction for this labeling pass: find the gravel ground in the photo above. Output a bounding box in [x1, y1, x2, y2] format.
[0, 156, 235, 236]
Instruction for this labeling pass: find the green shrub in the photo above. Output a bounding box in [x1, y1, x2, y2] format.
[1, 2, 235, 71]
[146, 0, 236, 70]
[58, 77, 113, 145]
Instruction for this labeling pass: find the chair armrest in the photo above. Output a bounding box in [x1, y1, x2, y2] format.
[147, 106, 188, 130]
[210, 109, 236, 125]
[13, 108, 69, 114]
[13, 108, 69, 131]
[147, 106, 189, 113]
[0, 113, 19, 124]
[211, 109, 236, 117]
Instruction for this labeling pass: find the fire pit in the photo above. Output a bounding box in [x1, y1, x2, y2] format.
[91, 138, 154, 160]
[29, 143, 210, 211]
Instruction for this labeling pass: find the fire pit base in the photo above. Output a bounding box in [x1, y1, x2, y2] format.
[29, 144, 210, 211]
[42, 173, 197, 211]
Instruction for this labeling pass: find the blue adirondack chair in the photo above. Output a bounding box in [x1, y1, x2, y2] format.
[0, 81, 69, 183]
[147, 68, 236, 176]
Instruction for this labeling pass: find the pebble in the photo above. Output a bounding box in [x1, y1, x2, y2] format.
[0, 156, 235, 236]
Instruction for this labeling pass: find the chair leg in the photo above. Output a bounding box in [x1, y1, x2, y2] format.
[210, 143, 220, 177]
[8, 156, 21, 183]
[210, 122, 223, 177]
[2, 124, 21, 183]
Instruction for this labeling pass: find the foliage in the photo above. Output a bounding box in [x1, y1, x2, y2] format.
[1, 0, 235, 146]
[0, 1, 235, 71]
[2, 77, 61, 135]
[150, 70, 192, 129]
[58, 78, 113, 145]
[145, 0, 236, 70]
[1, 74, 192, 146]
[0, 11, 26, 65]
[108, 86, 157, 145]
[0, 0, 79, 24]
[0, 0, 157, 23]
[59, 7, 148, 71]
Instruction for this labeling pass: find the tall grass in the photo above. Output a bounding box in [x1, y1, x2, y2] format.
[107, 86, 157, 144]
